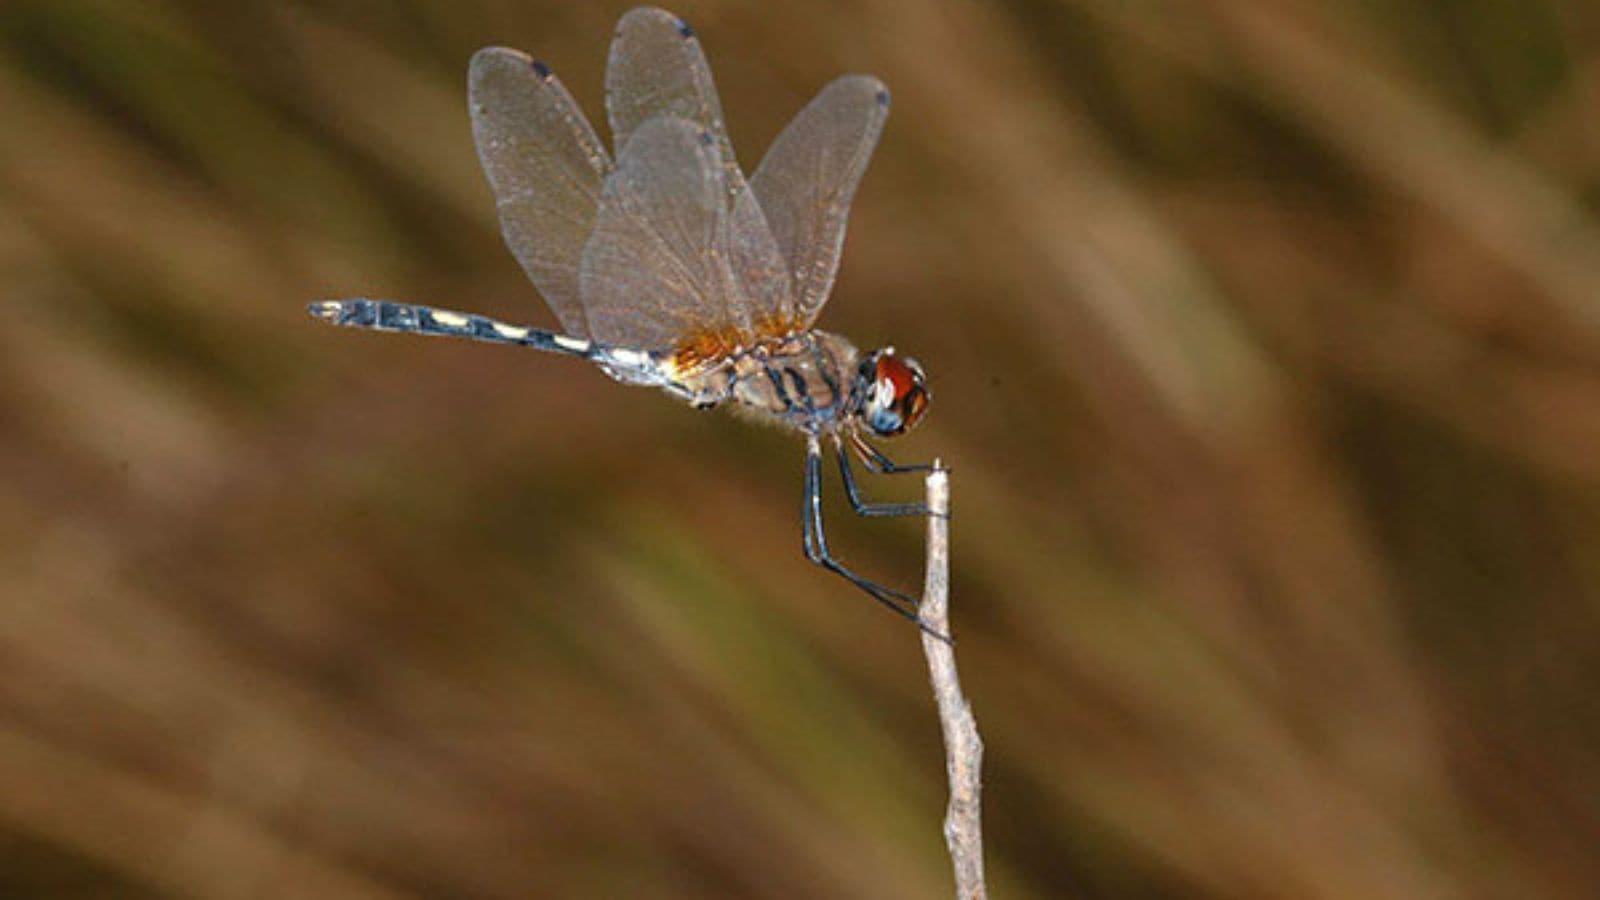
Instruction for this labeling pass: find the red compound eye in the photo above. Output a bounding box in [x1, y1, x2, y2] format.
[865, 350, 929, 436]
[877, 353, 918, 399]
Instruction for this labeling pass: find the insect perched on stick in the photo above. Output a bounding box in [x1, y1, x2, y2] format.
[311, 6, 941, 639]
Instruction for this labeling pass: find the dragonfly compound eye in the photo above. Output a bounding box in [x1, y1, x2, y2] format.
[862, 349, 930, 437]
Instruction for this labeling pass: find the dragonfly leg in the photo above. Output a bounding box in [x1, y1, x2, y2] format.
[849, 430, 937, 475]
[802, 437, 951, 643]
[835, 436, 929, 517]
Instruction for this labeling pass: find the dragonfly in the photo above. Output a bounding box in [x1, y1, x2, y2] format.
[310, 7, 941, 639]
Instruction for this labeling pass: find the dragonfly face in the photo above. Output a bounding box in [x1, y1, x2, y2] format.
[856, 348, 930, 438]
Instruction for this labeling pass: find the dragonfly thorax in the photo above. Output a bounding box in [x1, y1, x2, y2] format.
[668, 331, 929, 438]
[676, 330, 859, 432]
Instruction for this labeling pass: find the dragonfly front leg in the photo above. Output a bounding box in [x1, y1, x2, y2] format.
[848, 430, 937, 475]
[835, 436, 929, 518]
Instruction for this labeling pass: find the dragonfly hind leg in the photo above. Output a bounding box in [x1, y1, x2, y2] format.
[803, 437, 951, 643]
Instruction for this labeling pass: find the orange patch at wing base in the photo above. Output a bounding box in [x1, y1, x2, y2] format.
[669, 314, 805, 374]
[670, 324, 750, 373]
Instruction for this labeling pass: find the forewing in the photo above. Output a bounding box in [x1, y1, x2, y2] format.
[579, 116, 749, 351]
[605, 7, 740, 201]
[605, 8, 796, 334]
[728, 181, 798, 332]
[750, 75, 889, 324]
[470, 47, 611, 338]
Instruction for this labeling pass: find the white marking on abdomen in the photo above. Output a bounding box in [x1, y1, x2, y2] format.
[607, 348, 651, 368]
[432, 310, 470, 327]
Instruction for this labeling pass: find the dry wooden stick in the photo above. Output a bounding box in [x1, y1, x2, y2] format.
[919, 464, 987, 899]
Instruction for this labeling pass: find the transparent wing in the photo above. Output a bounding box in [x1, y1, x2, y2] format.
[602, 9, 796, 338]
[605, 7, 740, 199]
[579, 116, 745, 351]
[728, 179, 798, 333]
[750, 75, 890, 325]
[470, 47, 612, 339]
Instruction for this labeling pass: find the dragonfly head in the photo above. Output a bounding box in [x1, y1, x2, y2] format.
[857, 347, 930, 437]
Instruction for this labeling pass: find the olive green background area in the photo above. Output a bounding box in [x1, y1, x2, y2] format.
[4, 0, 1600, 897]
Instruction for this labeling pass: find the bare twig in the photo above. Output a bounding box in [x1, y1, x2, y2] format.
[919, 464, 987, 899]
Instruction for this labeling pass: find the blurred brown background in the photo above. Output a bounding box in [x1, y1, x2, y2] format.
[4, 0, 1600, 897]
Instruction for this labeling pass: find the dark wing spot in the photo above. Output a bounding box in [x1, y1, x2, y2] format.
[530, 59, 552, 80]
[675, 18, 695, 38]
[876, 88, 890, 107]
